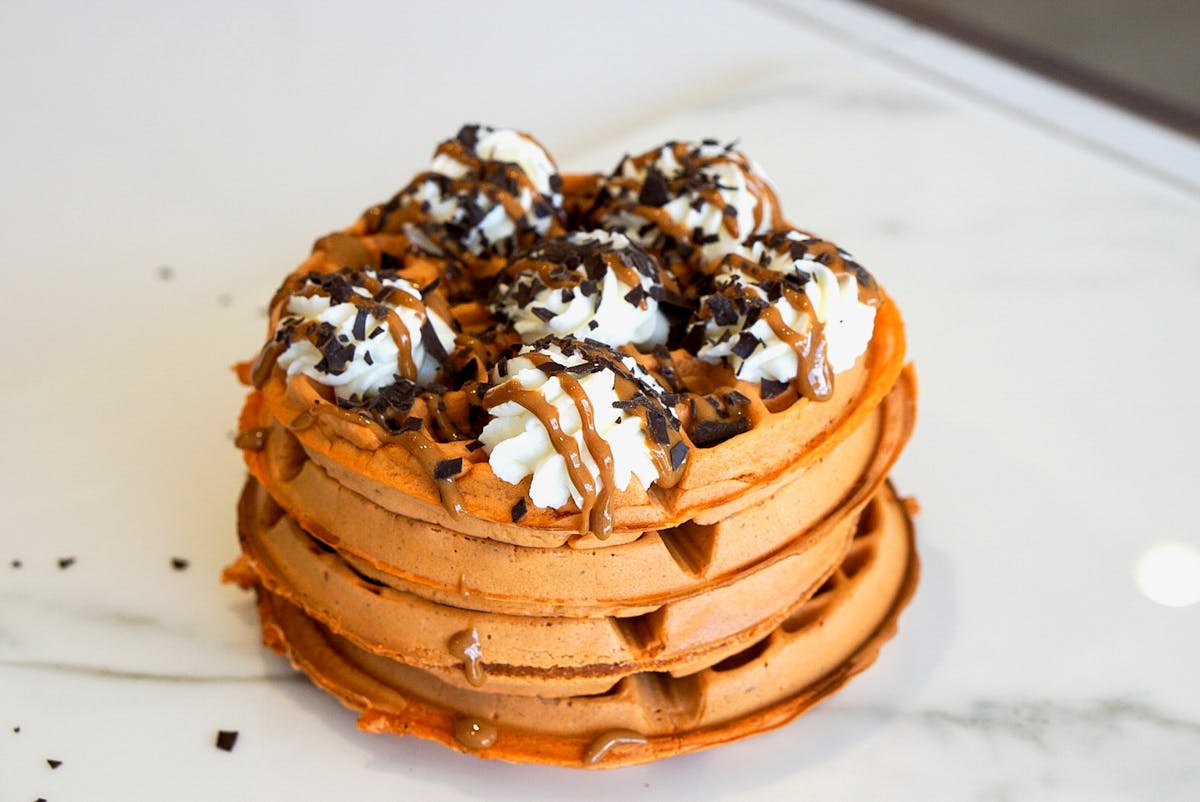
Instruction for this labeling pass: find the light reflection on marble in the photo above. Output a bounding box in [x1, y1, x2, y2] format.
[2, 0, 1198, 799]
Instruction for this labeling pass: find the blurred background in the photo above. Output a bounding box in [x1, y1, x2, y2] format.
[855, 0, 1200, 137]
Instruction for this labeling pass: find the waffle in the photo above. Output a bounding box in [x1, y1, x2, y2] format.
[251, 481, 916, 768]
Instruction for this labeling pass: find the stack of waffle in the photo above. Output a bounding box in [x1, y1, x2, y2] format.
[227, 127, 919, 768]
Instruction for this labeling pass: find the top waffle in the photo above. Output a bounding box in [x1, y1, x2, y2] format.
[238, 126, 908, 546]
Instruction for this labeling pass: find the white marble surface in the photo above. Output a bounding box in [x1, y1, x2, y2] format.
[2, 1, 1198, 800]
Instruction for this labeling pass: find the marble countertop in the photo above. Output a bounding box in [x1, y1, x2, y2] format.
[1, 1, 1197, 799]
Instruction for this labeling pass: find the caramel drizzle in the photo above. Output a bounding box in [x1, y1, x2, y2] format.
[514, 251, 646, 306]
[484, 349, 687, 539]
[619, 141, 782, 244]
[761, 297, 832, 402]
[485, 379, 607, 537]
[583, 729, 648, 765]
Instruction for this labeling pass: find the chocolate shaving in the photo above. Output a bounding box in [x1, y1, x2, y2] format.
[645, 409, 670, 446]
[637, 167, 671, 207]
[465, 439, 484, 452]
[511, 498, 527, 523]
[724, 390, 751, 406]
[433, 458, 462, 481]
[690, 417, 751, 447]
[351, 308, 368, 341]
[57, 557, 75, 570]
[623, 284, 646, 305]
[171, 557, 189, 571]
[760, 378, 789, 399]
[420, 318, 450, 366]
[706, 293, 738, 327]
[731, 332, 759, 359]
[47, 759, 62, 769]
[10, 559, 20, 569]
[530, 306, 557, 323]
[215, 730, 239, 752]
[669, 440, 689, 470]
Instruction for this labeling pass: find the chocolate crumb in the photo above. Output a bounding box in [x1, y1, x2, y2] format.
[171, 557, 189, 571]
[47, 759, 62, 769]
[57, 557, 75, 570]
[215, 730, 239, 752]
[433, 458, 462, 481]
[12, 725, 19, 733]
[511, 498, 527, 523]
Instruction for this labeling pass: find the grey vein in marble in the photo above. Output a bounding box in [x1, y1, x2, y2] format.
[0, 659, 302, 684]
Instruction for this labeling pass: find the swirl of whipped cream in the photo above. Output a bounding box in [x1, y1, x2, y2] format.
[693, 230, 879, 401]
[490, 230, 674, 349]
[271, 268, 457, 399]
[373, 125, 565, 260]
[592, 139, 781, 267]
[479, 337, 687, 537]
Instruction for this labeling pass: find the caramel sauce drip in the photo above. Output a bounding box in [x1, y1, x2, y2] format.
[452, 716, 498, 750]
[234, 427, 269, 451]
[760, 296, 832, 402]
[556, 374, 617, 538]
[447, 628, 486, 687]
[391, 428, 465, 517]
[583, 729, 648, 765]
[250, 341, 286, 389]
[384, 309, 419, 381]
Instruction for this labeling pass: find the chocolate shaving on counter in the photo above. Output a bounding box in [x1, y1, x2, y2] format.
[433, 458, 462, 481]
[171, 558, 189, 571]
[511, 498, 527, 523]
[10, 559, 20, 569]
[12, 725, 20, 732]
[760, 378, 789, 400]
[690, 418, 751, 447]
[57, 557, 75, 570]
[215, 730, 239, 752]
[46, 759, 62, 769]
[156, 265, 173, 281]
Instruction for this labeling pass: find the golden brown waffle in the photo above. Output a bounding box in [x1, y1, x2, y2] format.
[253, 481, 916, 768]
[241, 367, 914, 619]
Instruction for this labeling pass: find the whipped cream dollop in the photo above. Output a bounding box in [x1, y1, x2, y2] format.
[272, 269, 457, 399]
[593, 139, 781, 266]
[694, 231, 879, 399]
[490, 230, 673, 349]
[381, 125, 564, 259]
[479, 338, 686, 528]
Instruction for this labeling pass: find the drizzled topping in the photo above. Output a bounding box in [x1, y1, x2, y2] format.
[692, 230, 880, 400]
[269, 268, 458, 398]
[490, 230, 676, 349]
[370, 125, 565, 260]
[479, 337, 687, 538]
[591, 139, 781, 269]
